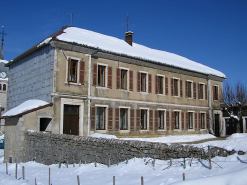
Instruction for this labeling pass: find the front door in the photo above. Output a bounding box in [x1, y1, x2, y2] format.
[63, 105, 79, 135]
[215, 114, 220, 137]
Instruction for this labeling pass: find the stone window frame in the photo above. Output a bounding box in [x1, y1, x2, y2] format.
[172, 77, 180, 97]
[157, 74, 165, 95]
[118, 106, 131, 133]
[119, 67, 130, 91]
[200, 111, 207, 130]
[187, 111, 195, 131]
[173, 109, 181, 130]
[186, 80, 193, 99]
[139, 107, 150, 132]
[157, 108, 166, 131]
[37, 116, 53, 132]
[198, 82, 205, 100]
[213, 85, 219, 101]
[95, 104, 109, 132]
[139, 70, 149, 93]
[0, 82, 7, 91]
[96, 63, 108, 89]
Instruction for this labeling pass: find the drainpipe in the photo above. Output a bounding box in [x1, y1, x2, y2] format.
[207, 75, 213, 134]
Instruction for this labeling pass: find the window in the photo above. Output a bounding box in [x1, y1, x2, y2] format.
[158, 76, 163, 94]
[141, 73, 147, 92]
[96, 107, 106, 130]
[120, 108, 128, 130]
[39, 118, 52, 132]
[98, 65, 106, 87]
[158, 111, 165, 129]
[68, 59, 78, 82]
[201, 113, 205, 129]
[189, 112, 193, 129]
[121, 69, 128, 90]
[141, 110, 148, 129]
[174, 79, 179, 96]
[0, 84, 1, 91]
[3, 84, 6, 91]
[175, 111, 180, 129]
[199, 83, 204, 99]
[187, 81, 192, 98]
[213, 85, 219, 100]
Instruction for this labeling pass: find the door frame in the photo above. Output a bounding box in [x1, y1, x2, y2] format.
[60, 98, 84, 136]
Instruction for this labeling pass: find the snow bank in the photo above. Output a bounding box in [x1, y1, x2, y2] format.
[37, 37, 52, 47]
[2, 99, 49, 117]
[90, 133, 118, 139]
[56, 27, 225, 78]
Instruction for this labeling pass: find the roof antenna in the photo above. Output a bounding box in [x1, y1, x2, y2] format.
[63, 10, 87, 26]
[0, 26, 7, 60]
[126, 13, 129, 32]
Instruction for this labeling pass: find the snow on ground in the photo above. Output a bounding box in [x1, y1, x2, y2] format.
[0, 134, 247, 185]
[2, 100, 49, 117]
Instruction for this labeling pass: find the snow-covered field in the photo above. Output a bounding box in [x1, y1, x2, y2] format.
[1, 134, 247, 185]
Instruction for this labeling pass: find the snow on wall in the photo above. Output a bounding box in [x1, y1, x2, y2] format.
[7, 45, 54, 110]
[55, 27, 225, 78]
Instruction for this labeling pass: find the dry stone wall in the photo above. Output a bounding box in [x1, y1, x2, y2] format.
[24, 131, 238, 165]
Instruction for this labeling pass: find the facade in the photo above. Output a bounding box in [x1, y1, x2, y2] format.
[4, 26, 226, 139]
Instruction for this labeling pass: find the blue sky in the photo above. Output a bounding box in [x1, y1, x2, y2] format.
[1, 0, 247, 86]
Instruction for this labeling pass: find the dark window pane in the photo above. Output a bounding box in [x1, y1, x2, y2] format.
[141, 110, 147, 129]
[121, 70, 127, 90]
[120, 108, 128, 130]
[158, 77, 163, 94]
[141, 73, 146, 92]
[98, 65, 105, 87]
[96, 107, 105, 130]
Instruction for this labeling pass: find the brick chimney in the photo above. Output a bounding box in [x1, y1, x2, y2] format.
[125, 31, 133, 46]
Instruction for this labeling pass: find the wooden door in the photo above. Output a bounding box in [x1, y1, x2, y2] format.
[214, 114, 220, 137]
[63, 105, 79, 135]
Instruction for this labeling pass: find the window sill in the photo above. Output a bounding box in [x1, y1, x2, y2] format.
[139, 91, 149, 94]
[157, 94, 166, 96]
[118, 89, 130, 92]
[118, 130, 130, 134]
[173, 96, 180, 98]
[188, 129, 195, 131]
[64, 82, 82, 86]
[95, 130, 107, 133]
[139, 130, 150, 133]
[173, 129, 181, 131]
[186, 97, 193, 99]
[157, 129, 166, 132]
[200, 129, 207, 131]
[96, 86, 108, 89]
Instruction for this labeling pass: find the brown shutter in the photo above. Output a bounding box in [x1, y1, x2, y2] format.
[181, 112, 184, 130]
[67, 57, 71, 82]
[213, 85, 215, 100]
[195, 113, 198, 130]
[136, 109, 140, 130]
[148, 74, 152, 93]
[165, 77, 168, 95]
[198, 83, 200, 99]
[216, 86, 219, 100]
[107, 66, 112, 88]
[91, 107, 96, 131]
[186, 112, 189, 129]
[130, 109, 135, 131]
[129, 70, 133, 91]
[116, 68, 120, 89]
[171, 111, 175, 130]
[185, 81, 188, 98]
[205, 85, 207, 100]
[199, 113, 201, 130]
[93, 63, 97, 86]
[79, 60, 85, 84]
[155, 110, 159, 130]
[137, 72, 141, 92]
[108, 108, 113, 130]
[166, 111, 170, 130]
[180, 80, 183, 97]
[171, 78, 174, 96]
[193, 82, 196, 99]
[149, 110, 153, 130]
[155, 75, 158, 94]
[115, 108, 119, 131]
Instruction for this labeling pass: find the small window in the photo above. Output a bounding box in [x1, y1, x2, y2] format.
[158, 76, 163, 94]
[199, 84, 204, 99]
[187, 81, 192, 98]
[141, 109, 148, 129]
[40, 118, 52, 132]
[68, 59, 78, 82]
[213, 85, 219, 100]
[96, 107, 106, 130]
[3, 84, 6, 91]
[120, 108, 128, 130]
[174, 79, 179, 96]
[201, 113, 205, 129]
[141, 73, 147, 92]
[121, 69, 128, 90]
[189, 112, 193, 129]
[98, 65, 106, 87]
[175, 111, 180, 129]
[158, 111, 164, 129]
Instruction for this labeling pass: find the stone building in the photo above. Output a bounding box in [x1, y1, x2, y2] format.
[3, 26, 226, 162]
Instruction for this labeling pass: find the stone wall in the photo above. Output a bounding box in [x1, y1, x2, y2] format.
[24, 131, 238, 165]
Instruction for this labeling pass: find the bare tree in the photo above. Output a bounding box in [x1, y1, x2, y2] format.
[221, 82, 247, 133]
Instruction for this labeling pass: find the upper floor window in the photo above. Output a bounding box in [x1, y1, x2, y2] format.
[3, 84, 6, 91]
[93, 63, 112, 88]
[141, 73, 147, 92]
[68, 59, 78, 82]
[171, 78, 180, 97]
[186, 81, 193, 98]
[213, 85, 219, 100]
[198, 83, 204, 99]
[98, 65, 106, 87]
[121, 69, 128, 90]
[67, 57, 85, 84]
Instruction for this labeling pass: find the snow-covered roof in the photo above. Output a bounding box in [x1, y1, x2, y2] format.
[51, 27, 225, 78]
[0, 59, 8, 64]
[2, 100, 52, 117]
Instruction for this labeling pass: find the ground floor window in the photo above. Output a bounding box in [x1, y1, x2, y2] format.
[120, 108, 128, 130]
[175, 111, 180, 129]
[96, 107, 106, 130]
[141, 109, 148, 129]
[158, 111, 164, 129]
[201, 113, 205, 129]
[189, 112, 193, 129]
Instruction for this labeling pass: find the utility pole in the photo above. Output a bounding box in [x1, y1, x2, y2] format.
[0, 26, 7, 60]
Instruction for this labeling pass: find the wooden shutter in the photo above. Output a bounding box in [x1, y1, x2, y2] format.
[205, 85, 207, 100]
[186, 112, 189, 129]
[171, 111, 175, 130]
[213, 86, 215, 100]
[107, 66, 112, 88]
[180, 80, 183, 97]
[206, 113, 209, 129]
[171, 78, 174, 96]
[79, 60, 85, 84]
[165, 77, 168, 95]
[185, 81, 188, 98]
[193, 82, 196, 99]
[129, 70, 133, 91]
[92, 63, 97, 86]
[116, 68, 120, 89]
[166, 111, 169, 130]
[108, 108, 113, 130]
[91, 107, 96, 131]
[137, 72, 141, 92]
[181, 112, 184, 130]
[195, 113, 197, 130]
[67, 57, 71, 82]
[136, 109, 140, 130]
[155, 110, 159, 130]
[155, 75, 158, 94]
[216, 86, 219, 100]
[148, 74, 152, 93]
[149, 110, 153, 130]
[130, 109, 135, 131]
[198, 113, 201, 130]
[115, 108, 119, 131]
[198, 83, 200, 99]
